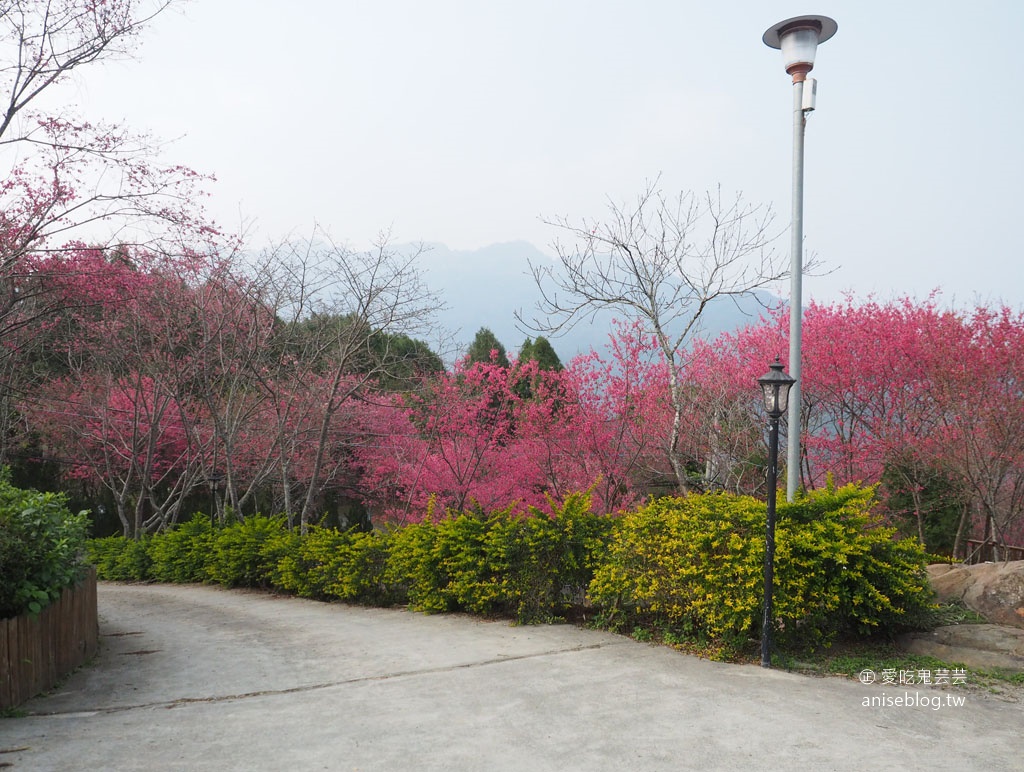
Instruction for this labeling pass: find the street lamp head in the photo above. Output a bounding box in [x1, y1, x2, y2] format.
[758, 359, 797, 419]
[763, 15, 837, 82]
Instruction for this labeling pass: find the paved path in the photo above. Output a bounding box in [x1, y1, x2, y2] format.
[2, 583, 1022, 771]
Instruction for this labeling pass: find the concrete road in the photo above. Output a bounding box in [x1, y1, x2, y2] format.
[1, 583, 1022, 771]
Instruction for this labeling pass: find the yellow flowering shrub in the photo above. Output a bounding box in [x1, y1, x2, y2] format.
[587, 484, 932, 653]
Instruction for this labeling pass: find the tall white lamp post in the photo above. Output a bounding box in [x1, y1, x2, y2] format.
[763, 15, 837, 501]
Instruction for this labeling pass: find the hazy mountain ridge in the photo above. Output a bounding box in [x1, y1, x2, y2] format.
[415, 241, 784, 364]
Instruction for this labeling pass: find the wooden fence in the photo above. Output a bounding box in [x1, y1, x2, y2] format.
[965, 539, 1024, 565]
[0, 567, 98, 710]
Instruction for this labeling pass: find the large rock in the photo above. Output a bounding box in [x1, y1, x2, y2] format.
[927, 561, 1024, 629]
[899, 624, 1024, 673]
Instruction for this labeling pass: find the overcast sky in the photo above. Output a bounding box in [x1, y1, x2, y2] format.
[57, 0, 1024, 308]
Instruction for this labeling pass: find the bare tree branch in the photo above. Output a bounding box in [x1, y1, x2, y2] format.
[519, 182, 787, 492]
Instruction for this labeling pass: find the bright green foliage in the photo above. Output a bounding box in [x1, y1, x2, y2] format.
[261, 528, 305, 591]
[384, 493, 612, 622]
[0, 473, 90, 618]
[325, 530, 393, 604]
[383, 516, 456, 613]
[147, 515, 216, 583]
[588, 485, 933, 654]
[421, 513, 499, 614]
[86, 535, 153, 582]
[83, 485, 930, 656]
[587, 493, 763, 650]
[489, 493, 610, 622]
[270, 527, 393, 605]
[776, 485, 934, 641]
[205, 516, 287, 588]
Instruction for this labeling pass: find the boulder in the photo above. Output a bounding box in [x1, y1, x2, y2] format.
[898, 624, 1024, 673]
[927, 561, 1024, 629]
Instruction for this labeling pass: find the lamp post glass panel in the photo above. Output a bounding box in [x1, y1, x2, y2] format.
[757, 360, 796, 668]
[763, 15, 837, 502]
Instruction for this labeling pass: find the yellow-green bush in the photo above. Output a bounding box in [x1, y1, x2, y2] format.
[330, 530, 392, 605]
[775, 486, 933, 640]
[383, 516, 446, 611]
[270, 526, 393, 605]
[384, 493, 612, 622]
[384, 509, 492, 614]
[84, 485, 928, 655]
[489, 493, 612, 622]
[206, 515, 287, 588]
[148, 515, 216, 583]
[86, 535, 153, 582]
[587, 485, 932, 654]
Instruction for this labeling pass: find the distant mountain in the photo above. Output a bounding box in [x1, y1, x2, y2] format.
[414, 241, 784, 364]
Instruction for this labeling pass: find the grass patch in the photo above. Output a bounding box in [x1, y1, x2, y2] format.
[768, 601, 1016, 688]
[774, 637, 1024, 697]
[908, 601, 988, 629]
[780, 640, 963, 677]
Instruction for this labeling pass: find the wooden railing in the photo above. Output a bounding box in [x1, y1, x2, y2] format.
[965, 539, 1024, 565]
[0, 567, 98, 710]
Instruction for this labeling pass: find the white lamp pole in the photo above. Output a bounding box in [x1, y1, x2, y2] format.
[763, 15, 837, 502]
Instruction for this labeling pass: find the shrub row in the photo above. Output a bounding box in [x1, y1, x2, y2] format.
[588, 484, 934, 654]
[0, 471, 90, 618]
[86, 485, 934, 653]
[88, 493, 610, 624]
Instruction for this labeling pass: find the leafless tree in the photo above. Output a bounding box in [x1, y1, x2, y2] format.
[245, 229, 443, 531]
[520, 183, 786, 492]
[0, 0, 172, 141]
[0, 1, 206, 257]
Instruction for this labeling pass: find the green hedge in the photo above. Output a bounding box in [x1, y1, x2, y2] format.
[268, 525, 392, 605]
[386, 493, 611, 622]
[84, 485, 933, 654]
[148, 515, 216, 583]
[85, 493, 610, 625]
[205, 515, 285, 588]
[88, 535, 153, 582]
[587, 484, 933, 655]
[0, 472, 90, 618]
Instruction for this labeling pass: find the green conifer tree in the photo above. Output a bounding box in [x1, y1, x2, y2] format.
[466, 327, 510, 367]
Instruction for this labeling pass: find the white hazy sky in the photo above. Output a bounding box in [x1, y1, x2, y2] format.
[56, 0, 1024, 307]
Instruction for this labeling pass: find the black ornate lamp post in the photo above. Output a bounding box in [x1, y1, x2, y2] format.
[208, 471, 225, 526]
[757, 359, 796, 668]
